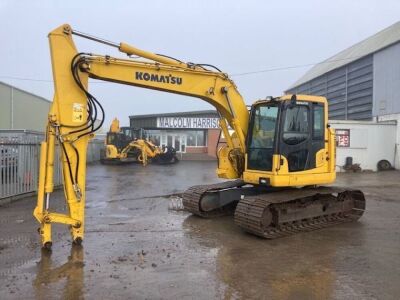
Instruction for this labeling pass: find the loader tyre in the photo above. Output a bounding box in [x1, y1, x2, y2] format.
[377, 159, 391, 171]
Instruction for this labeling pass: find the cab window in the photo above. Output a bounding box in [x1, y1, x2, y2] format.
[313, 104, 324, 140]
[283, 105, 309, 145]
[247, 104, 279, 171]
[249, 106, 278, 149]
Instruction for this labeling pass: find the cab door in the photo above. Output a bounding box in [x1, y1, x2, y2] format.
[278, 102, 325, 172]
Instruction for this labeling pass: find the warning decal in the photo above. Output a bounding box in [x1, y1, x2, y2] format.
[72, 103, 84, 123]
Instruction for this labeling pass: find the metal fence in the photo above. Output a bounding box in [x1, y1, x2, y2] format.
[0, 130, 104, 200]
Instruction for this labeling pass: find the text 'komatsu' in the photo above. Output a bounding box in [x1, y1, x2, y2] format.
[135, 72, 183, 85]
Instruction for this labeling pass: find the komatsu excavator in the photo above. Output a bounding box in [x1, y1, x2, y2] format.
[101, 118, 178, 165]
[34, 24, 365, 249]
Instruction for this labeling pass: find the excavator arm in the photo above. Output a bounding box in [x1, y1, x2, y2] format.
[34, 24, 250, 248]
[120, 140, 158, 166]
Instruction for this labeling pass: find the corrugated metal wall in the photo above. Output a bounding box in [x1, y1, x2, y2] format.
[287, 55, 373, 120]
[373, 42, 400, 116]
[0, 82, 50, 131]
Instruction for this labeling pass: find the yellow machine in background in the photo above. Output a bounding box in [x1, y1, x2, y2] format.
[34, 24, 365, 249]
[101, 118, 178, 165]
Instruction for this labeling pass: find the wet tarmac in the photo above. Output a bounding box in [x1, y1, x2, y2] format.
[0, 161, 399, 299]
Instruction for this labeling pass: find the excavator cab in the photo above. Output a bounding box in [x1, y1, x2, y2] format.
[243, 94, 336, 187]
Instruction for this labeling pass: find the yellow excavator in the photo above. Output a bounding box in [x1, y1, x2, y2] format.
[33, 24, 365, 249]
[101, 118, 178, 165]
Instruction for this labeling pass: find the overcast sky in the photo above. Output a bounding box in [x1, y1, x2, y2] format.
[0, 0, 399, 126]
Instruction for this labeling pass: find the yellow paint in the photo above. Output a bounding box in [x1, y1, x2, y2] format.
[109, 118, 120, 133]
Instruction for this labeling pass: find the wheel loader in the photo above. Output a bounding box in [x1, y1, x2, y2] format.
[33, 24, 365, 249]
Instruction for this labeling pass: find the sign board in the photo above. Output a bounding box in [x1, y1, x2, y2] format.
[335, 129, 350, 147]
[72, 103, 84, 123]
[157, 117, 220, 129]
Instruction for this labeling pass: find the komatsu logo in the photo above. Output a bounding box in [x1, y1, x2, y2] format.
[135, 72, 182, 85]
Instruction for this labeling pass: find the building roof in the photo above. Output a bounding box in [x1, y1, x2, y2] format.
[129, 110, 218, 119]
[288, 21, 400, 89]
[0, 81, 51, 104]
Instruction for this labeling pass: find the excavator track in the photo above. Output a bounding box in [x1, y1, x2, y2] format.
[182, 180, 246, 218]
[234, 187, 365, 238]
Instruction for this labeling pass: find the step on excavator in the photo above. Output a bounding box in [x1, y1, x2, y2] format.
[33, 24, 365, 249]
[101, 118, 178, 165]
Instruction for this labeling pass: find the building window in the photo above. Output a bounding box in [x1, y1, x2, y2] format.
[150, 135, 160, 145]
[196, 131, 205, 146]
[161, 134, 167, 146]
[187, 131, 196, 146]
[167, 135, 173, 147]
[146, 130, 162, 146]
[185, 130, 206, 146]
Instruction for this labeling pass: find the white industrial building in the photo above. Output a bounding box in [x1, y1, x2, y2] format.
[0, 81, 50, 132]
[287, 21, 400, 171]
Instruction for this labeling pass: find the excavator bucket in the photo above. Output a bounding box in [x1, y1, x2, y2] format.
[152, 146, 179, 164]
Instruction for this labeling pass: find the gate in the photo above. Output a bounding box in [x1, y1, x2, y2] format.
[0, 130, 104, 200]
[0, 130, 62, 199]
